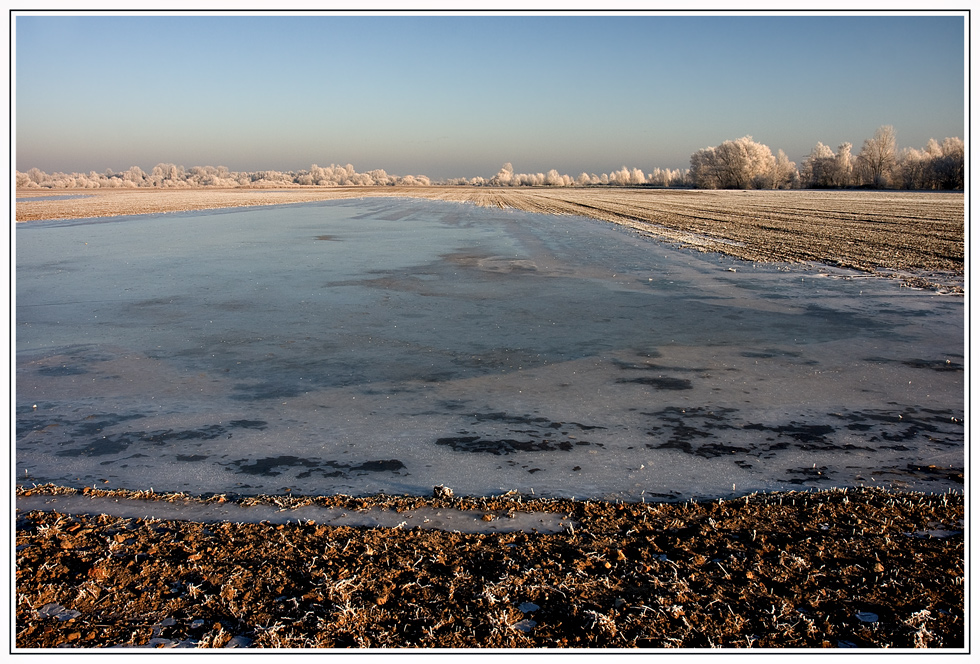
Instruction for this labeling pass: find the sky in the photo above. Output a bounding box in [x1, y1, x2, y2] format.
[14, 11, 966, 180]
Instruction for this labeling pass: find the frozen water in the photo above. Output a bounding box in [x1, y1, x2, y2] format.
[15, 197, 964, 501]
[14, 493, 571, 534]
[16, 194, 92, 202]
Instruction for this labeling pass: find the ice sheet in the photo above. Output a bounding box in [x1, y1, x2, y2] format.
[15, 197, 964, 501]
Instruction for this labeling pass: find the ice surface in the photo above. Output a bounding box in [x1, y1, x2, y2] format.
[14, 494, 571, 534]
[15, 194, 92, 203]
[15, 197, 964, 501]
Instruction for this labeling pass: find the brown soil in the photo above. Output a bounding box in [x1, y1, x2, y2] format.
[15, 485, 963, 649]
[16, 187, 964, 291]
[15, 187, 965, 648]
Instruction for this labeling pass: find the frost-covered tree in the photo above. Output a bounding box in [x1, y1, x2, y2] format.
[149, 163, 189, 187]
[646, 167, 689, 188]
[490, 163, 515, 186]
[800, 142, 834, 188]
[833, 143, 854, 187]
[544, 168, 564, 186]
[897, 146, 931, 189]
[896, 137, 963, 190]
[690, 136, 776, 189]
[122, 166, 146, 187]
[801, 142, 852, 188]
[931, 137, 964, 190]
[772, 150, 799, 189]
[857, 125, 897, 188]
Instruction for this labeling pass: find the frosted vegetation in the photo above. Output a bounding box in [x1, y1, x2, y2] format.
[16, 126, 962, 191]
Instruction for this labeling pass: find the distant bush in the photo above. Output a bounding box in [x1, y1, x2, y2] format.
[478, 162, 690, 188]
[688, 136, 795, 190]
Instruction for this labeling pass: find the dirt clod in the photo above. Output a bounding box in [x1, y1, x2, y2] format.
[15, 486, 963, 649]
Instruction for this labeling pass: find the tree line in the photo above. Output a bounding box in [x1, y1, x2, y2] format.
[16, 163, 433, 190]
[690, 126, 963, 190]
[16, 126, 963, 191]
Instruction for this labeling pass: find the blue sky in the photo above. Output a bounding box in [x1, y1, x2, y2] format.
[15, 12, 966, 180]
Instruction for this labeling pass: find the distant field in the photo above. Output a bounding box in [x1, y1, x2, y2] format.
[16, 187, 963, 287]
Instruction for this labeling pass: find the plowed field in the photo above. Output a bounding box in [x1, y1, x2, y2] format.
[15, 486, 964, 649]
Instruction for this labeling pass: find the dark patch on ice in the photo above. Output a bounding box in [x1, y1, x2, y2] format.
[903, 463, 964, 483]
[230, 456, 405, 477]
[16, 411, 144, 439]
[435, 436, 587, 455]
[863, 356, 964, 372]
[784, 466, 833, 484]
[53, 419, 269, 458]
[17, 414, 65, 438]
[845, 423, 874, 431]
[56, 437, 134, 457]
[744, 423, 835, 445]
[803, 304, 888, 332]
[638, 406, 952, 458]
[643, 407, 756, 457]
[693, 442, 754, 458]
[230, 381, 311, 401]
[901, 358, 963, 372]
[466, 412, 605, 431]
[57, 425, 227, 457]
[419, 371, 457, 383]
[231, 455, 322, 475]
[618, 376, 693, 390]
[436, 411, 606, 454]
[352, 459, 405, 472]
[649, 432, 708, 455]
[740, 348, 802, 359]
[176, 454, 209, 462]
[228, 419, 268, 430]
[37, 365, 88, 376]
[829, 409, 963, 446]
[73, 413, 148, 437]
[612, 359, 708, 372]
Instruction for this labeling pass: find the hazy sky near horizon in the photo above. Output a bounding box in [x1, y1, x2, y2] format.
[15, 12, 965, 180]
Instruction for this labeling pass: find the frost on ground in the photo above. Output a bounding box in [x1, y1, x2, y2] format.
[15, 486, 964, 649]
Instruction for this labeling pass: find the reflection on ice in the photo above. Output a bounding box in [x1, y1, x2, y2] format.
[16, 197, 964, 500]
